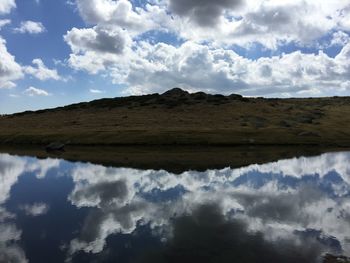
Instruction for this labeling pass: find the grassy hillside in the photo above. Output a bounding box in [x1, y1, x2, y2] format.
[1, 88, 350, 146]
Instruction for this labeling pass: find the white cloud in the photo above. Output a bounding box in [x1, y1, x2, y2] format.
[169, 0, 243, 27]
[0, 0, 16, 15]
[75, 0, 170, 35]
[63, 0, 350, 97]
[64, 25, 133, 74]
[164, 0, 350, 49]
[0, 37, 23, 89]
[64, 26, 129, 54]
[24, 59, 62, 81]
[14, 21, 46, 34]
[24, 86, 50, 96]
[0, 19, 11, 29]
[66, 39, 350, 97]
[330, 31, 350, 47]
[89, 88, 104, 94]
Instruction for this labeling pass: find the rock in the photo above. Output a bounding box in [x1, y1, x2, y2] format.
[298, 131, 320, 137]
[45, 142, 65, 152]
[279, 120, 292, 128]
[192, 92, 207, 100]
[323, 253, 350, 263]
[296, 115, 314, 124]
[162, 88, 189, 97]
[228, 93, 243, 99]
[206, 94, 228, 105]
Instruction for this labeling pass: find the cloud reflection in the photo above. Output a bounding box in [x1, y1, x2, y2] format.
[65, 151, 350, 260]
[1, 151, 350, 262]
[0, 154, 61, 263]
[136, 203, 329, 263]
[0, 223, 27, 263]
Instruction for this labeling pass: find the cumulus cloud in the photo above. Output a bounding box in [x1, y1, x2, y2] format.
[14, 21, 46, 34]
[68, 40, 350, 97]
[64, 25, 133, 74]
[63, 0, 350, 96]
[223, 2, 333, 48]
[24, 86, 50, 96]
[75, 0, 170, 35]
[171, 0, 350, 48]
[169, 0, 243, 27]
[64, 26, 129, 54]
[72, 0, 350, 49]
[24, 59, 62, 81]
[0, 0, 16, 15]
[0, 37, 23, 89]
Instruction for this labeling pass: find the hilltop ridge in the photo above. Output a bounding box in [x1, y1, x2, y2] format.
[11, 88, 246, 116]
[1, 88, 350, 146]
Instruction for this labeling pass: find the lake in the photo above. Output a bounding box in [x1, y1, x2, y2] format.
[0, 148, 350, 263]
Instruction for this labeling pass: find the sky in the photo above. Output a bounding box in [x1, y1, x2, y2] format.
[0, 0, 349, 114]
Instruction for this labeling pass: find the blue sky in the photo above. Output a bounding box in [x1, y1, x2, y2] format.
[0, 0, 349, 113]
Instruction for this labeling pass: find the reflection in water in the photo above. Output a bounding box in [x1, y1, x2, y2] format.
[0, 151, 350, 262]
[137, 204, 326, 263]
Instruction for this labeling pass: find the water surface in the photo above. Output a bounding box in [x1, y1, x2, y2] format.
[1, 150, 350, 262]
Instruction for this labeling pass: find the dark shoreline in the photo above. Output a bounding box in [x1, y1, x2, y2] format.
[1, 144, 348, 173]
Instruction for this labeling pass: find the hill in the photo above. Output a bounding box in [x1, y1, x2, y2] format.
[1, 88, 350, 146]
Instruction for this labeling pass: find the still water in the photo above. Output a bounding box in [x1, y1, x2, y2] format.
[0, 150, 350, 262]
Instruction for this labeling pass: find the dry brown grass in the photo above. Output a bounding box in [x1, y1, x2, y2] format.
[1, 89, 350, 146]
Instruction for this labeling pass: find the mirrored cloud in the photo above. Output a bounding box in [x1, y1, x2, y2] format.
[0, 223, 27, 263]
[19, 203, 49, 216]
[136, 203, 333, 263]
[64, 151, 350, 258]
[0, 151, 349, 261]
[0, 154, 26, 204]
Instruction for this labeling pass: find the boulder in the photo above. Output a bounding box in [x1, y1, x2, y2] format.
[45, 142, 65, 152]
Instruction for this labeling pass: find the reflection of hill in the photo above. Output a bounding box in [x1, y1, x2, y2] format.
[1, 88, 350, 146]
[0, 145, 345, 173]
